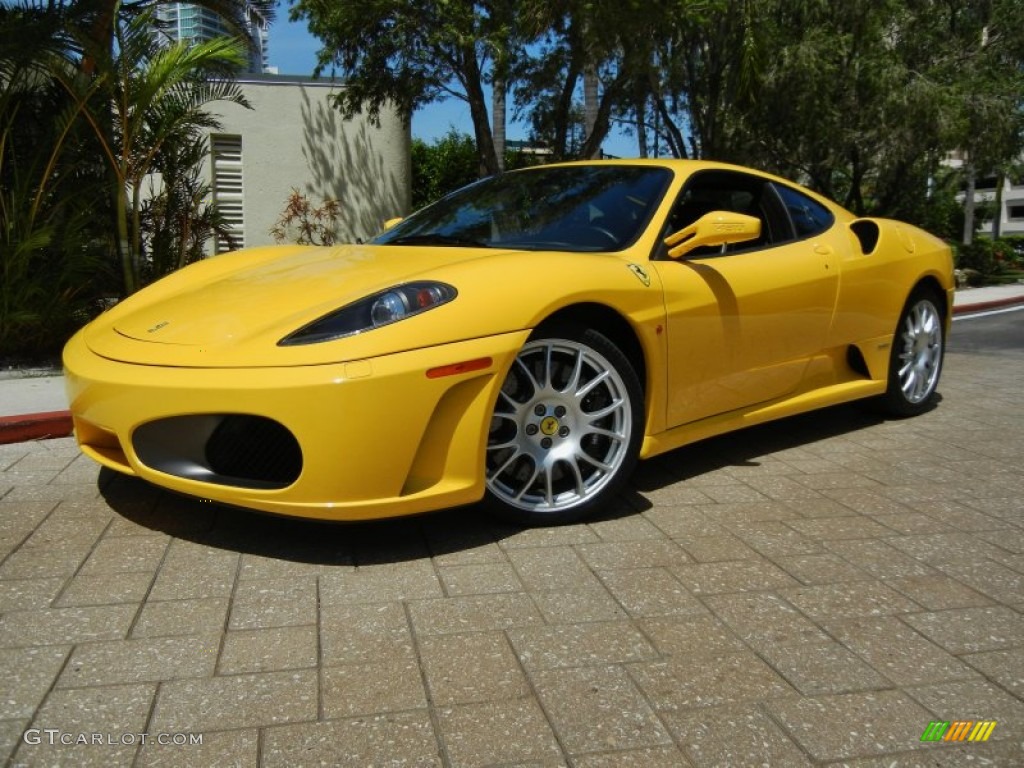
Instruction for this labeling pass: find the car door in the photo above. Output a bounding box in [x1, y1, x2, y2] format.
[651, 170, 841, 427]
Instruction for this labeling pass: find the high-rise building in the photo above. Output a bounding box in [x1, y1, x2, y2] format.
[155, 3, 270, 74]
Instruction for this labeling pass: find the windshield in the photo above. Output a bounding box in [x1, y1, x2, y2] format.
[373, 165, 673, 252]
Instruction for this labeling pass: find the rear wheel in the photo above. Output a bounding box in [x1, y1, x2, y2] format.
[879, 290, 945, 416]
[484, 325, 643, 525]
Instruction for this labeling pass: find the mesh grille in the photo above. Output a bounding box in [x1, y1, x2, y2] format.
[205, 416, 302, 487]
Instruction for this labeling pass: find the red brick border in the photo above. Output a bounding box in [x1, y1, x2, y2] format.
[0, 411, 73, 445]
[953, 295, 1024, 314]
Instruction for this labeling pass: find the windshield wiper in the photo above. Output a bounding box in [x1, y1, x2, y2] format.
[386, 233, 488, 248]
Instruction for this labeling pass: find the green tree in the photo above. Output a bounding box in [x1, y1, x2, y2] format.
[615, 0, 756, 160]
[0, 1, 111, 357]
[73, 0, 275, 287]
[292, 0, 529, 176]
[941, 0, 1024, 242]
[140, 133, 239, 279]
[409, 130, 546, 210]
[641, 0, 1024, 227]
[1, 0, 271, 355]
[513, 0, 677, 160]
[410, 130, 480, 210]
[56, 6, 250, 293]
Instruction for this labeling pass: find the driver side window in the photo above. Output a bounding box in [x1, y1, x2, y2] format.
[663, 170, 794, 258]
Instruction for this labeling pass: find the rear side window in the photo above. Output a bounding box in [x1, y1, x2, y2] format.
[773, 183, 834, 237]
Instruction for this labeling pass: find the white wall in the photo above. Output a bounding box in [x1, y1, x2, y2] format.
[206, 75, 411, 248]
[947, 154, 1024, 238]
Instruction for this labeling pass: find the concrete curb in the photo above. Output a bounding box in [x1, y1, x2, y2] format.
[1, 294, 1021, 445]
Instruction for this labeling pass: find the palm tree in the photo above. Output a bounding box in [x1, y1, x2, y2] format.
[1, 0, 257, 355]
[57, 7, 250, 292]
[141, 132, 239, 278]
[71, 0, 271, 293]
[1, 2, 111, 355]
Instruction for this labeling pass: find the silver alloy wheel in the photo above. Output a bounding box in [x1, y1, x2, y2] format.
[896, 298, 943, 404]
[486, 338, 633, 513]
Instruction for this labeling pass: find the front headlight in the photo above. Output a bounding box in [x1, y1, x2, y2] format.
[279, 281, 457, 346]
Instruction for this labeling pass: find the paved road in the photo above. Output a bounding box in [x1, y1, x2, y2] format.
[0, 346, 1022, 766]
[950, 304, 1024, 356]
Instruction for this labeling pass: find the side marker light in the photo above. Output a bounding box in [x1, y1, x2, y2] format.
[426, 357, 493, 379]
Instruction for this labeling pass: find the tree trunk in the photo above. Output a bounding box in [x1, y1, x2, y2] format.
[115, 182, 135, 294]
[579, 71, 626, 161]
[551, 68, 579, 161]
[583, 64, 599, 158]
[962, 160, 976, 245]
[492, 73, 506, 172]
[844, 150, 865, 216]
[633, 80, 648, 158]
[80, 0, 117, 76]
[460, 48, 499, 176]
[653, 94, 687, 159]
[993, 173, 1004, 239]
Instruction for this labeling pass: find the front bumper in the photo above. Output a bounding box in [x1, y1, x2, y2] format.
[63, 330, 528, 520]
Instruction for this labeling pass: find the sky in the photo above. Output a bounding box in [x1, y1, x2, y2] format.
[267, 14, 638, 159]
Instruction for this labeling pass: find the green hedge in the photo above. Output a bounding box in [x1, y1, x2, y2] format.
[954, 236, 1024, 285]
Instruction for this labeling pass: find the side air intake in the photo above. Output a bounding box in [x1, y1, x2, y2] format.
[849, 220, 880, 255]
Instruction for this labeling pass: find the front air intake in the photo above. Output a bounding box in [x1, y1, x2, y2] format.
[133, 414, 302, 489]
[205, 416, 302, 486]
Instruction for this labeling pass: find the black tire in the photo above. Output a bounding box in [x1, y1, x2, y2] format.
[878, 289, 945, 417]
[483, 323, 644, 525]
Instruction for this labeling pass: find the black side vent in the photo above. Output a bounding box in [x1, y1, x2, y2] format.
[846, 345, 871, 378]
[850, 220, 880, 255]
[205, 416, 302, 487]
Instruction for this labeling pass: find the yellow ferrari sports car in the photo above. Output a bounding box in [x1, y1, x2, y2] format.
[64, 160, 954, 525]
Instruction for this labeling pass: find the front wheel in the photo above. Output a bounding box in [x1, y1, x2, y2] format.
[879, 291, 945, 416]
[483, 325, 643, 525]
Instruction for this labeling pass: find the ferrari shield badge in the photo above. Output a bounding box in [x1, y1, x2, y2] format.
[627, 263, 650, 287]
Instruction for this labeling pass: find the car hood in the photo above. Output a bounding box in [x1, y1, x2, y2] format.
[85, 243, 496, 367]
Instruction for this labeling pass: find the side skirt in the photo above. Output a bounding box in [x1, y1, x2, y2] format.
[640, 378, 886, 459]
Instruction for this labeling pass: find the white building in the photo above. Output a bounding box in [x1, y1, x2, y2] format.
[970, 175, 1024, 238]
[203, 75, 411, 251]
[947, 152, 1024, 238]
[156, 2, 271, 74]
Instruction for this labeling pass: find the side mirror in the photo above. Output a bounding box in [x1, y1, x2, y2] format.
[664, 211, 761, 259]
[382, 217, 403, 231]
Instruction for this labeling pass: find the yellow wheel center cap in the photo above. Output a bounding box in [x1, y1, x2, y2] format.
[539, 416, 560, 436]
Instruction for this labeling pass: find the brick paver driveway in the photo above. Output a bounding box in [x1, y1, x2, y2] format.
[2, 349, 1022, 767]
